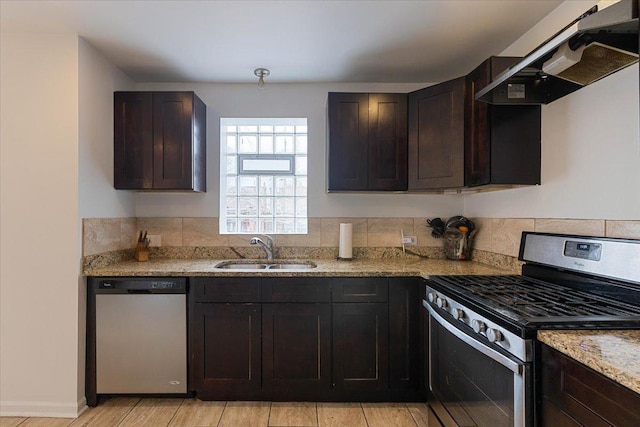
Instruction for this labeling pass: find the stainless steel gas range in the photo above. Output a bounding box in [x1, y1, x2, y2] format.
[423, 232, 640, 427]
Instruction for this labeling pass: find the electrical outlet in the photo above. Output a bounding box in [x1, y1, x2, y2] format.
[401, 236, 417, 245]
[147, 234, 161, 247]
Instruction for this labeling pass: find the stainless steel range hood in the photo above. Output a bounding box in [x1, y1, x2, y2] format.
[476, 0, 638, 105]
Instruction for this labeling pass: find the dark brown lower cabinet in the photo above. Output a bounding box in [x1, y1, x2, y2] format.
[539, 343, 640, 427]
[389, 277, 421, 400]
[190, 276, 422, 401]
[332, 302, 389, 400]
[262, 303, 331, 400]
[191, 303, 262, 400]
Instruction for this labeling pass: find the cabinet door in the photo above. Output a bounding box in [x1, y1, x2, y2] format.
[368, 93, 408, 191]
[540, 343, 640, 427]
[389, 278, 421, 400]
[152, 92, 196, 190]
[333, 303, 389, 397]
[465, 57, 540, 187]
[328, 92, 369, 191]
[408, 78, 465, 189]
[114, 92, 153, 189]
[262, 304, 331, 399]
[191, 303, 261, 400]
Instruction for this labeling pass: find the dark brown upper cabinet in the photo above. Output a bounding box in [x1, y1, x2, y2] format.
[328, 92, 408, 191]
[408, 57, 541, 191]
[465, 57, 541, 188]
[408, 78, 465, 189]
[114, 91, 206, 192]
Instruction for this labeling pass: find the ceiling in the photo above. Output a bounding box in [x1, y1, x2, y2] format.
[0, 0, 566, 84]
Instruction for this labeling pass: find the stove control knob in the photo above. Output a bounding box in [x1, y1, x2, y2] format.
[453, 308, 465, 320]
[472, 319, 486, 334]
[427, 292, 437, 303]
[436, 297, 448, 309]
[487, 328, 503, 343]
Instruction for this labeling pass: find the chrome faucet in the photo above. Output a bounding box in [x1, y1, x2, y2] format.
[250, 235, 274, 261]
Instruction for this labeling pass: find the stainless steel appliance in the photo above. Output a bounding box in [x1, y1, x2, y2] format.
[476, 0, 639, 105]
[93, 277, 187, 395]
[423, 232, 640, 427]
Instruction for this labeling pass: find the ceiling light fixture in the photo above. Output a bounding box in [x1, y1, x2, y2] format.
[254, 68, 270, 88]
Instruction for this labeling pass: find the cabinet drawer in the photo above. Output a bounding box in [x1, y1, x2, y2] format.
[262, 278, 331, 302]
[332, 278, 388, 302]
[191, 277, 261, 302]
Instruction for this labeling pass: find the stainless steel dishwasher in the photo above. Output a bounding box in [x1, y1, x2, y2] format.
[93, 277, 187, 394]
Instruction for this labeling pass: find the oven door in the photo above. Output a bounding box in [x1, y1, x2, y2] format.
[424, 301, 532, 427]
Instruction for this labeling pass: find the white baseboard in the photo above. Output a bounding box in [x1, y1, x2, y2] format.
[0, 396, 87, 418]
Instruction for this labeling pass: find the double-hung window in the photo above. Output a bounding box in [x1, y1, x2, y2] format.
[220, 118, 308, 234]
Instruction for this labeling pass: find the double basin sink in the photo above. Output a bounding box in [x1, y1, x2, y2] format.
[214, 261, 317, 270]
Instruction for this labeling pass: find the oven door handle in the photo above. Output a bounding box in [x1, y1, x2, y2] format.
[424, 300, 523, 375]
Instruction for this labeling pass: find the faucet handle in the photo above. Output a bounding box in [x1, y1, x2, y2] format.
[261, 234, 274, 248]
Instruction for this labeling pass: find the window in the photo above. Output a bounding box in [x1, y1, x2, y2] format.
[220, 118, 308, 234]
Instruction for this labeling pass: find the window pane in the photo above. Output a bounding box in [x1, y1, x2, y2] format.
[239, 125, 258, 133]
[275, 135, 294, 154]
[241, 158, 292, 173]
[259, 125, 273, 133]
[259, 198, 273, 216]
[295, 177, 307, 196]
[296, 125, 308, 133]
[259, 135, 274, 154]
[275, 125, 294, 133]
[259, 176, 274, 195]
[226, 176, 237, 196]
[295, 218, 308, 234]
[238, 197, 258, 216]
[226, 197, 237, 216]
[226, 135, 237, 153]
[240, 218, 258, 233]
[295, 135, 307, 154]
[239, 135, 258, 153]
[275, 218, 295, 233]
[226, 125, 237, 133]
[275, 176, 294, 196]
[226, 156, 237, 174]
[295, 197, 307, 217]
[259, 218, 274, 233]
[227, 219, 238, 233]
[275, 197, 294, 217]
[239, 176, 258, 195]
[295, 156, 307, 175]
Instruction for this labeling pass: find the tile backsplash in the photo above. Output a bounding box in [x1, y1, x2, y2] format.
[83, 217, 640, 261]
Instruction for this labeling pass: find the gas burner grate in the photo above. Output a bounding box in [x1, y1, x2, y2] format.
[430, 275, 640, 320]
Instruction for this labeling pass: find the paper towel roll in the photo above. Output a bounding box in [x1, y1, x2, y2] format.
[338, 223, 353, 260]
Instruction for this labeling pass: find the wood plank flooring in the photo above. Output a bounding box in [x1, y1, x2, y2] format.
[1, 398, 435, 427]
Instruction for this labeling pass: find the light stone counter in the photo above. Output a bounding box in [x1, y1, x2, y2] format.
[538, 330, 640, 395]
[83, 257, 511, 278]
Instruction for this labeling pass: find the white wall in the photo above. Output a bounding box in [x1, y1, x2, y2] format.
[134, 82, 466, 219]
[0, 34, 135, 418]
[79, 38, 136, 219]
[465, 0, 640, 220]
[1, 33, 82, 417]
[77, 37, 136, 403]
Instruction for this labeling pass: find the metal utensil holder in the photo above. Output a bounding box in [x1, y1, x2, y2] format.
[444, 234, 473, 260]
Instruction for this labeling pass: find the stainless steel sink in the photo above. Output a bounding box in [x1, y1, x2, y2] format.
[214, 261, 317, 270]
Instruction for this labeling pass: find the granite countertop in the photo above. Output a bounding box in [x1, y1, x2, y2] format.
[83, 257, 511, 278]
[538, 330, 640, 395]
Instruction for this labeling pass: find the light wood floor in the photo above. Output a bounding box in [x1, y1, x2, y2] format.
[1, 398, 435, 427]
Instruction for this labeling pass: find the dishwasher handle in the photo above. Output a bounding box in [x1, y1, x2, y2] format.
[93, 277, 187, 294]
